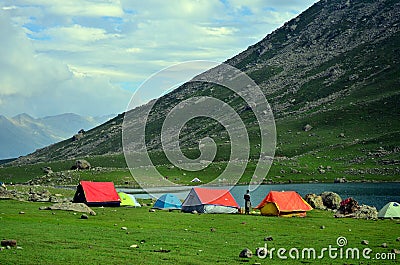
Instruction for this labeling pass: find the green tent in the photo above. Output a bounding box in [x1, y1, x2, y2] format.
[378, 202, 400, 218]
[118, 192, 141, 207]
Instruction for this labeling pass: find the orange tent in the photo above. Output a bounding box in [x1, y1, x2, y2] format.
[255, 191, 312, 217]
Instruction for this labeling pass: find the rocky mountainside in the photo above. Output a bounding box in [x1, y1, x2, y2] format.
[12, 0, 400, 168]
[0, 113, 113, 159]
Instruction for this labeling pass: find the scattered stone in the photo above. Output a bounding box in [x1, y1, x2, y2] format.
[304, 194, 326, 210]
[339, 133, 345, 138]
[321, 192, 342, 210]
[239, 248, 253, 258]
[396, 237, 400, 242]
[16, 246, 23, 250]
[210, 227, 216, 232]
[320, 225, 325, 229]
[6, 246, 11, 250]
[140, 240, 146, 244]
[392, 249, 400, 254]
[381, 243, 388, 248]
[80, 214, 88, 219]
[121, 227, 128, 230]
[130, 244, 138, 248]
[191, 210, 198, 214]
[361, 240, 369, 245]
[303, 124, 313, 132]
[0, 247, 4, 251]
[334, 177, 347, 183]
[1, 240, 17, 247]
[19, 211, 25, 214]
[154, 249, 171, 253]
[264, 236, 273, 241]
[149, 209, 155, 212]
[28, 189, 52, 202]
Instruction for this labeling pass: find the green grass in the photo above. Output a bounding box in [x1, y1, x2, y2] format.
[0, 199, 399, 264]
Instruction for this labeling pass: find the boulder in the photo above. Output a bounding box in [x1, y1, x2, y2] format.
[353, 205, 378, 220]
[304, 194, 326, 210]
[71, 159, 91, 170]
[72, 132, 84, 141]
[303, 124, 313, 132]
[42, 167, 53, 174]
[39, 202, 96, 215]
[321, 192, 342, 210]
[239, 248, 253, 258]
[337, 197, 359, 215]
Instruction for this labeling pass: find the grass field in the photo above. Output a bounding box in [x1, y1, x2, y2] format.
[1, 199, 399, 264]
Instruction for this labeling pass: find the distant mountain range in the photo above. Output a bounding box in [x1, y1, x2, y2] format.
[0, 113, 114, 159]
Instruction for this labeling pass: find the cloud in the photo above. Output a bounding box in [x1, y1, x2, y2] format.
[0, 0, 318, 118]
[0, 10, 130, 117]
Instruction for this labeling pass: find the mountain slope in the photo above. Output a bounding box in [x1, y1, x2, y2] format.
[9, 0, 400, 183]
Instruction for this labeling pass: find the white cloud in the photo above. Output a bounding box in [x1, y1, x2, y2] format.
[0, 0, 318, 117]
[43, 24, 120, 43]
[0, 10, 130, 117]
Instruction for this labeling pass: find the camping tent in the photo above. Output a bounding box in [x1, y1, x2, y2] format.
[378, 202, 400, 218]
[190, 177, 202, 183]
[255, 191, 312, 217]
[73, 181, 120, 207]
[118, 192, 141, 207]
[152, 193, 182, 210]
[182, 187, 239, 214]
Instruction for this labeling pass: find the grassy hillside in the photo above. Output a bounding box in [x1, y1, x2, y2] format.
[1, 0, 399, 185]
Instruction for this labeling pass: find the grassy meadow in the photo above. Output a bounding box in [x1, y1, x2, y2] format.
[1, 199, 399, 264]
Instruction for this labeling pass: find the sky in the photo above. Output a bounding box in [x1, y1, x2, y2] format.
[1, 0, 318, 118]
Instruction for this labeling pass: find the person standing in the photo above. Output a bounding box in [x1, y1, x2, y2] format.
[244, 190, 251, 214]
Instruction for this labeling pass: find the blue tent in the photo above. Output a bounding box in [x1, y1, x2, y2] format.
[152, 193, 182, 210]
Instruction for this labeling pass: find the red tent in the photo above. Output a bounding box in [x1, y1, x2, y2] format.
[182, 187, 239, 213]
[73, 181, 120, 206]
[255, 191, 312, 217]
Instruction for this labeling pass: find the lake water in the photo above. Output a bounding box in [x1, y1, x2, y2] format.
[118, 182, 400, 210]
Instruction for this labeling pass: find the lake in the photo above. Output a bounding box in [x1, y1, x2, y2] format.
[118, 182, 400, 210]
